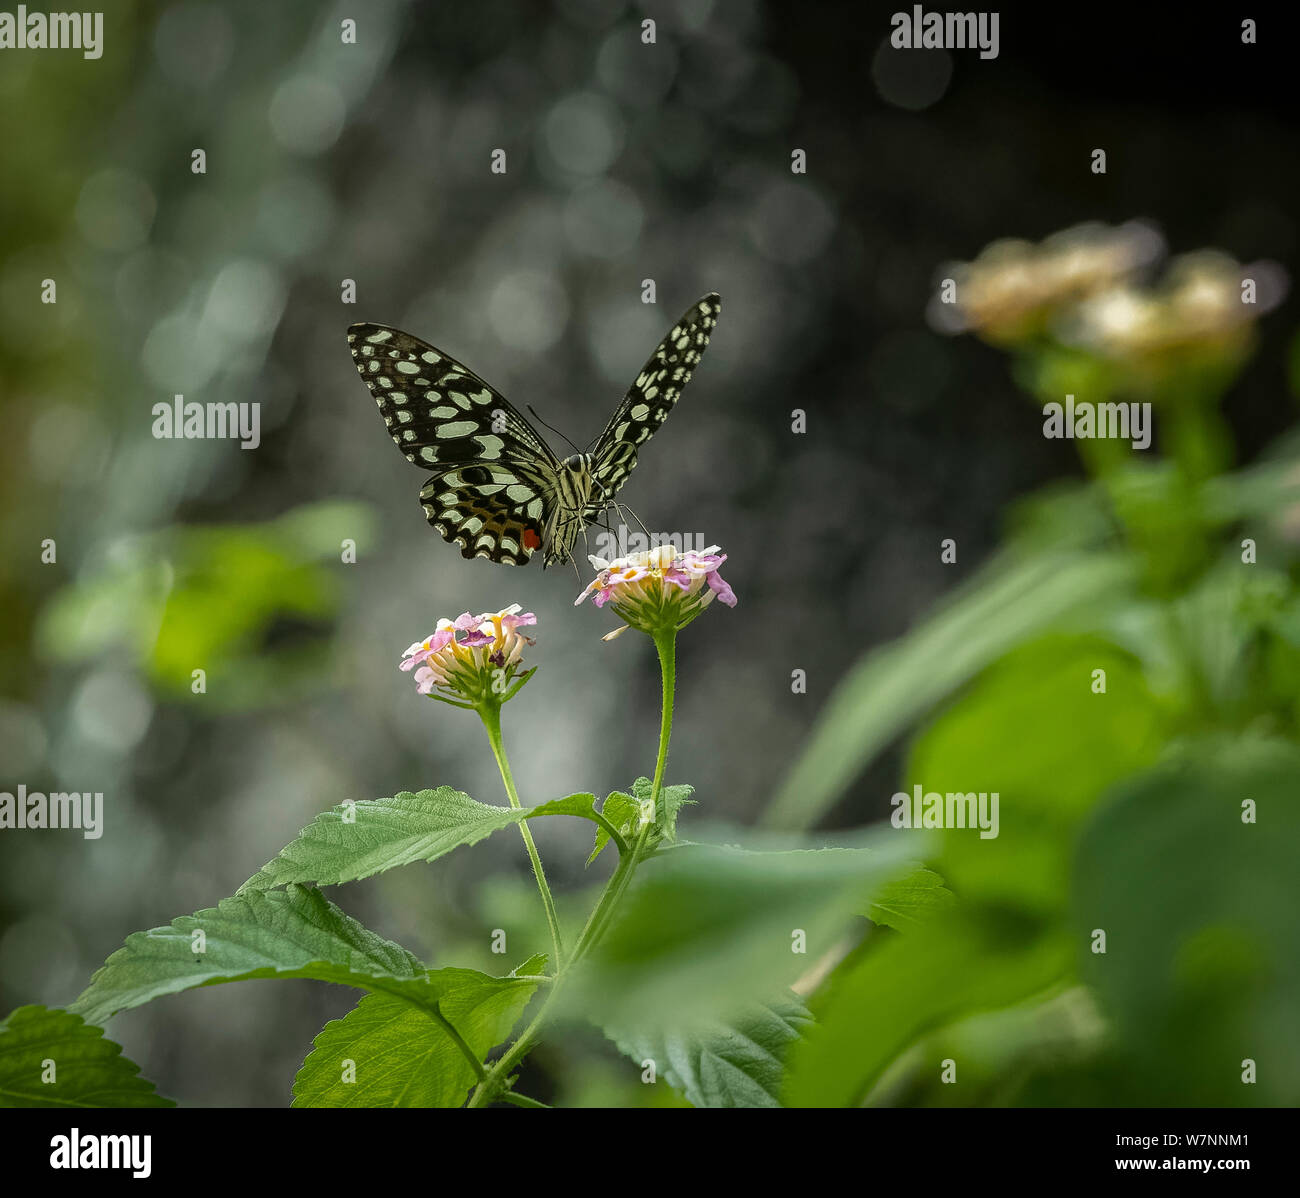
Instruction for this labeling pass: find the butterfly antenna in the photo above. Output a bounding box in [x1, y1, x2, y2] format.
[527, 404, 584, 456]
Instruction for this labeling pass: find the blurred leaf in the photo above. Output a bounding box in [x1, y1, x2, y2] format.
[785, 915, 1069, 1108]
[292, 969, 538, 1108]
[0, 1005, 173, 1108]
[71, 885, 436, 1025]
[907, 635, 1165, 914]
[36, 501, 374, 710]
[763, 551, 1135, 830]
[867, 867, 955, 931]
[876, 986, 1108, 1107]
[568, 835, 916, 1023]
[1106, 561, 1294, 722]
[239, 789, 602, 892]
[783, 637, 1164, 1106]
[1074, 736, 1300, 1105]
[1005, 478, 1117, 554]
[604, 995, 813, 1108]
[1204, 437, 1300, 525]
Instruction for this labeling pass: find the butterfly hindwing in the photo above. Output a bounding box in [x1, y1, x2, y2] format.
[587, 293, 721, 509]
[420, 467, 544, 566]
[347, 323, 555, 564]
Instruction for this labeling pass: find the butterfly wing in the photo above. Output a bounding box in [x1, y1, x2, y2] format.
[348, 323, 559, 565]
[586, 293, 721, 513]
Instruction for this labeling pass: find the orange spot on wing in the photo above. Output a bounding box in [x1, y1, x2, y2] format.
[522, 529, 541, 550]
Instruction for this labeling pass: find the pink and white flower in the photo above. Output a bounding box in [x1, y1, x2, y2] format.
[575, 543, 736, 640]
[400, 604, 537, 702]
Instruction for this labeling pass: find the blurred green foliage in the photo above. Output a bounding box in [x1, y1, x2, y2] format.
[36, 500, 373, 710]
[759, 236, 1300, 1107]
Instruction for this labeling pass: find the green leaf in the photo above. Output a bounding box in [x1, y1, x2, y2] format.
[780, 636, 1163, 1107]
[866, 867, 955, 931]
[587, 791, 639, 866]
[36, 501, 376, 712]
[293, 969, 538, 1108]
[605, 995, 814, 1108]
[570, 834, 916, 1023]
[784, 917, 1069, 1107]
[238, 788, 601, 892]
[762, 551, 1135, 830]
[907, 635, 1163, 915]
[631, 776, 695, 841]
[0, 1006, 174, 1108]
[70, 885, 437, 1025]
[1074, 737, 1300, 1105]
[1204, 442, 1300, 523]
[509, 953, 548, 978]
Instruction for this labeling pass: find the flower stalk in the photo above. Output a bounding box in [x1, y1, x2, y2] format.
[476, 700, 565, 974]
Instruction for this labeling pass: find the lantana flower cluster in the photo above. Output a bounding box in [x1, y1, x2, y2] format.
[932, 220, 1288, 370]
[400, 604, 537, 704]
[931, 220, 1164, 344]
[575, 543, 736, 640]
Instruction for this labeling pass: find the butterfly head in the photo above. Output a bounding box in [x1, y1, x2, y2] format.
[563, 453, 586, 471]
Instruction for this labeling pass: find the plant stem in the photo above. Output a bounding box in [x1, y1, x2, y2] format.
[570, 820, 652, 967]
[466, 630, 679, 1108]
[499, 1090, 551, 1109]
[648, 630, 676, 810]
[478, 702, 564, 973]
[573, 632, 676, 957]
[465, 842, 636, 1107]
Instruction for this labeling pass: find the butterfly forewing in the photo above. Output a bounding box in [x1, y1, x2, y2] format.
[587, 293, 722, 510]
[347, 323, 557, 564]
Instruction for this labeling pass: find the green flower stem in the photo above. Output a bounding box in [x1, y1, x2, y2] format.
[648, 630, 676, 810]
[572, 630, 677, 957]
[477, 701, 565, 974]
[570, 820, 652, 967]
[466, 630, 679, 1108]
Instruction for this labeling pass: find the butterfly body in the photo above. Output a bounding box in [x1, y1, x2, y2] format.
[348, 293, 720, 567]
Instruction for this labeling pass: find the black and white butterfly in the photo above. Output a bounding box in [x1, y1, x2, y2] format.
[347, 293, 720, 567]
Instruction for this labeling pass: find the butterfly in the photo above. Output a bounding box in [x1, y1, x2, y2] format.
[347, 293, 720, 567]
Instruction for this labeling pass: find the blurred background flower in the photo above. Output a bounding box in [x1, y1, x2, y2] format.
[930, 219, 1165, 343]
